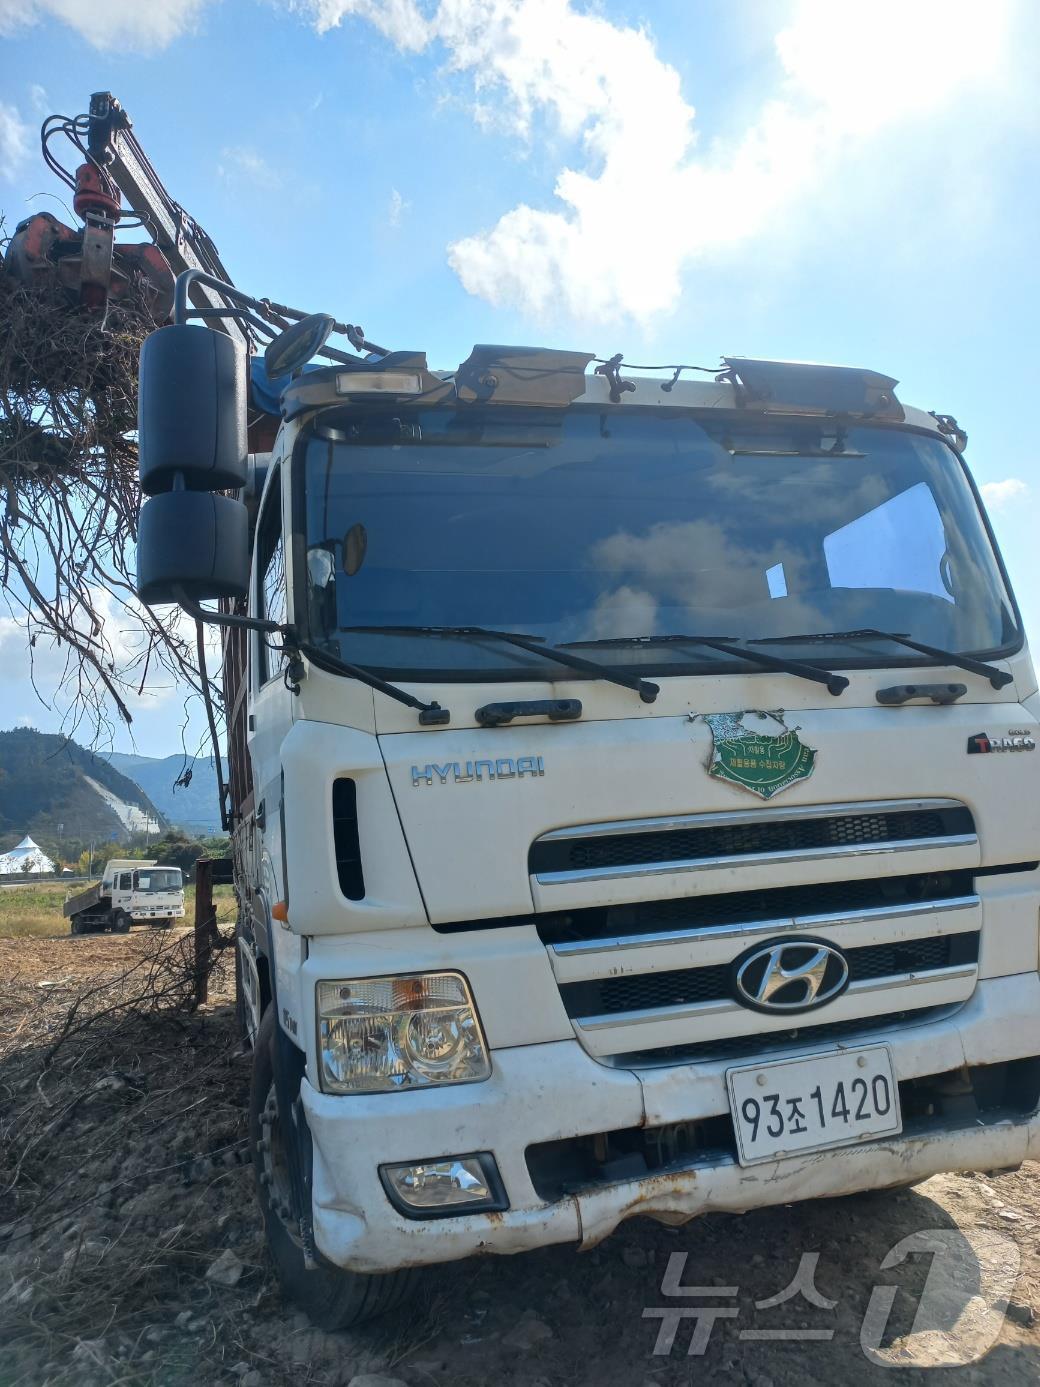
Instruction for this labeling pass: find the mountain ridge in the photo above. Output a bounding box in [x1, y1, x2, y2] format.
[0, 728, 165, 857]
[101, 751, 225, 834]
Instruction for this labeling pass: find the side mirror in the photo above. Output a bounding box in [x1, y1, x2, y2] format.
[138, 324, 248, 495]
[136, 491, 249, 605]
[342, 522, 368, 576]
[265, 314, 335, 380]
[136, 324, 250, 607]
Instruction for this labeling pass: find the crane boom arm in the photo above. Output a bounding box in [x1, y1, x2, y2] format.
[86, 91, 251, 350]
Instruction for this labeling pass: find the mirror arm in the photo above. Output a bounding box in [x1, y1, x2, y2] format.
[188, 306, 278, 339]
[174, 270, 266, 327]
[173, 587, 288, 637]
[173, 588, 450, 724]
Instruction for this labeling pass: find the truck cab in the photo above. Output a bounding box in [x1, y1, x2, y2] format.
[135, 318, 1040, 1328]
[108, 860, 185, 927]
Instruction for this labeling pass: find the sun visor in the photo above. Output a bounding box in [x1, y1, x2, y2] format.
[456, 345, 594, 406]
[722, 357, 904, 421]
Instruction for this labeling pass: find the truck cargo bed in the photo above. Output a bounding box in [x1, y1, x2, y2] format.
[63, 881, 106, 918]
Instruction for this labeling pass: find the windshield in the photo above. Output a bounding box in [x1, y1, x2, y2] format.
[134, 868, 182, 892]
[301, 410, 1019, 678]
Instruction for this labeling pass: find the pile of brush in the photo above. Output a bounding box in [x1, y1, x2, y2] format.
[0, 231, 206, 740]
[0, 266, 147, 507]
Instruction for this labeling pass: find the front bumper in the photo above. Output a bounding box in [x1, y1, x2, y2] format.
[303, 972, 1040, 1274]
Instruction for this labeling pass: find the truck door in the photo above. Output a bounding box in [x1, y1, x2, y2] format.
[247, 461, 293, 907]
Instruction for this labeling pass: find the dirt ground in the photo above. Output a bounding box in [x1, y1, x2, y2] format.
[1, 933, 1038, 1387]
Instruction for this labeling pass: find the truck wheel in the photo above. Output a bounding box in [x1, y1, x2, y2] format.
[112, 911, 132, 934]
[249, 1008, 418, 1329]
[70, 913, 87, 935]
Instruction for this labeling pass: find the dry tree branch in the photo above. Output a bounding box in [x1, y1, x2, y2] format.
[0, 220, 223, 751]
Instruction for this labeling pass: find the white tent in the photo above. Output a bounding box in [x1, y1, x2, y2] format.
[0, 835, 55, 875]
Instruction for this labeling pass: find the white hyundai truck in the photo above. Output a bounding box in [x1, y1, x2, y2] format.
[134, 279, 1040, 1327]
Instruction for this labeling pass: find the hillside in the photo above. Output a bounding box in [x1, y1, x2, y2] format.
[0, 729, 165, 858]
[102, 752, 225, 834]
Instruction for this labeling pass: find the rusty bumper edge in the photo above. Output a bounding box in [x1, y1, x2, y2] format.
[574, 1112, 1040, 1248]
[311, 1112, 1039, 1274]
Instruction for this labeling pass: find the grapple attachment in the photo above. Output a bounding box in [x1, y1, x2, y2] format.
[4, 209, 175, 320]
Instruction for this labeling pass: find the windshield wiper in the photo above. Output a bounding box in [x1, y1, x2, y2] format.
[339, 625, 660, 703]
[562, 634, 848, 696]
[749, 629, 1013, 690]
[172, 587, 454, 726]
[298, 640, 452, 724]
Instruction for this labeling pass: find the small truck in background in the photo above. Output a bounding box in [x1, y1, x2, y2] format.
[63, 859, 185, 934]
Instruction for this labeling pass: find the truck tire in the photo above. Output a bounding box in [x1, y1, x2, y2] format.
[249, 1008, 418, 1329]
[112, 910, 132, 934]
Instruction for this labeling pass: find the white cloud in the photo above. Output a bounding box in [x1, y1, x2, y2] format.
[301, 0, 430, 49]
[304, 0, 1017, 322]
[0, 101, 30, 182]
[29, 83, 49, 114]
[0, 616, 32, 680]
[981, 478, 1030, 511]
[0, 589, 219, 720]
[454, 0, 1014, 320]
[0, 0, 27, 30]
[387, 186, 408, 228]
[217, 145, 277, 183]
[0, 0, 206, 50]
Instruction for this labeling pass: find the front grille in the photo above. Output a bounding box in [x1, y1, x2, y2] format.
[560, 932, 979, 1020]
[537, 871, 975, 948]
[530, 804, 974, 879]
[610, 1004, 960, 1067]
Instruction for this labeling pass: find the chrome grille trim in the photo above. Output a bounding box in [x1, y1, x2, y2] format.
[849, 964, 980, 995]
[610, 1002, 967, 1068]
[550, 893, 980, 957]
[536, 798, 966, 843]
[572, 962, 979, 1031]
[534, 834, 978, 886]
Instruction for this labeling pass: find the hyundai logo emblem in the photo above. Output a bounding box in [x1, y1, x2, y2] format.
[731, 937, 850, 1015]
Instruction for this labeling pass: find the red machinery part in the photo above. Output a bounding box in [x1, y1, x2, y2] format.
[4, 211, 79, 289]
[73, 161, 121, 222]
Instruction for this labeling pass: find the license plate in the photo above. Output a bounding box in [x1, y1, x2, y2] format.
[727, 1045, 902, 1166]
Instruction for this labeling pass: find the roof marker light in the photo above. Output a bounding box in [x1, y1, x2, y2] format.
[335, 371, 423, 396]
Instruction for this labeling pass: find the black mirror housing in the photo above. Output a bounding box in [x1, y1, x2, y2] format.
[265, 313, 336, 380]
[136, 491, 250, 605]
[139, 324, 248, 495]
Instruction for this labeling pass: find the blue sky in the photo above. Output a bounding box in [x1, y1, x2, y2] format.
[1, 0, 1038, 756]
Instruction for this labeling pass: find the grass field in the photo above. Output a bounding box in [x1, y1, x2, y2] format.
[0, 879, 238, 938]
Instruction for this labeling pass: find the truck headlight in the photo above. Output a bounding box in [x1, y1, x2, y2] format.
[316, 972, 491, 1094]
